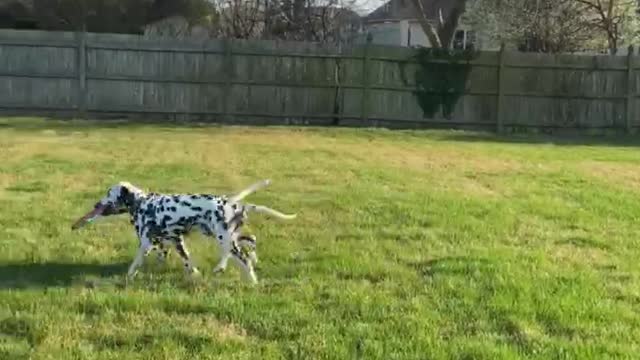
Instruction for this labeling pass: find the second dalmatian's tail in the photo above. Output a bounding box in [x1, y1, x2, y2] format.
[245, 204, 297, 220]
[229, 179, 271, 202]
[229, 179, 297, 220]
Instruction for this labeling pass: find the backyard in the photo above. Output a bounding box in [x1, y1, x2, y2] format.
[0, 118, 639, 359]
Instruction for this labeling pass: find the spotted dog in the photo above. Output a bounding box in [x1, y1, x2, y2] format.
[71, 180, 295, 283]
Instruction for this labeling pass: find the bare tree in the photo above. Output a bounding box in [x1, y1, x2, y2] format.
[574, 0, 639, 54]
[31, 0, 214, 34]
[215, 0, 264, 38]
[468, 0, 607, 53]
[467, 0, 638, 53]
[409, 0, 468, 48]
[215, 0, 361, 44]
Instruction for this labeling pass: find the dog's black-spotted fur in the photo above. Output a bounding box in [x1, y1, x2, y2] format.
[80, 180, 294, 283]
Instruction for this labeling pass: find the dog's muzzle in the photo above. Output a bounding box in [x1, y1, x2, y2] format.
[71, 203, 108, 230]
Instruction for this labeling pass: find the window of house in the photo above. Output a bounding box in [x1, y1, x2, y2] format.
[452, 30, 477, 50]
[466, 30, 477, 50]
[452, 30, 465, 49]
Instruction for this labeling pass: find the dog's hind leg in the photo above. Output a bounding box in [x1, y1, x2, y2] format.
[230, 243, 258, 284]
[237, 234, 258, 266]
[213, 231, 258, 283]
[172, 236, 199, 275]
[156, 239, 172, 263]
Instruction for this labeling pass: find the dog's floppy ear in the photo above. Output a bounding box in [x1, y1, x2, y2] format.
[118, 186, 134, 207]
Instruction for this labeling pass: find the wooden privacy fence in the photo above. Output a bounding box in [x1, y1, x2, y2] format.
[0, 29, 639, 133]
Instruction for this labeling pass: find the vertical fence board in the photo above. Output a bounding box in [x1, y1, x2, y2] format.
[626, 46, 635, 133]
[496, 43, 506, 132]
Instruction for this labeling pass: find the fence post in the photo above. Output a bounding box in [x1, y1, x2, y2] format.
[76, 29, 87, 119]
[626, 45, 635, 134]
[496, 42, 506, 134]
[222, 38, 233, 122]
[360, 35, 372, 124]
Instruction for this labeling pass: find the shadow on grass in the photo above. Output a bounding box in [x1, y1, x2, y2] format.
[555, 236, 611, 251]
[4, 116, 639, 147]
[90, 331, 214, 352]
[434, 131, 640, 148]
[0, 261, 129, 289]
[0, 117, 229, 132]
[0, 115, 322, 132]
[412, 256, 492, 278]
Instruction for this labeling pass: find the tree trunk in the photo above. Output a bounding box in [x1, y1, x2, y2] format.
[409, 0, 441, 47]
[436, 0, 467, 48]
[607, 0, 617, 55]
[409, 0, 468, 49]
[609, 34, 618, 55]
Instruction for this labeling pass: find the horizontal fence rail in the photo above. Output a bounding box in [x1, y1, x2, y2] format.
[0, 29, 638, 132]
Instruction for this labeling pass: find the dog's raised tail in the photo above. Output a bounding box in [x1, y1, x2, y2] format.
[230, 179, 271, 203]
[246, 204, 297, 220]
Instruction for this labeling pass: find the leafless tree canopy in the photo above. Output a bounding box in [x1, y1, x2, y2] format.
[2, 0, 362, 44]
[467, 0, 639, 53]
[215, 0, 362, 44]
[574, 0, 639, 54]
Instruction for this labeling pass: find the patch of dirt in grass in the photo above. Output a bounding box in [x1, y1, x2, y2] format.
[217, 130, 522, 176]
[203, 320, 246, 342]
[350, 143, 521, 174]
[579, 161, 640, 191]
[458, 178, 501, 197]
[551, 241, 611, 268]
[1, 140, 109, 167]
[0, 173, 18, 197]
[497, 317, 548, 351]
[332, 142, 523, 197]
[67, 313, 248, 351]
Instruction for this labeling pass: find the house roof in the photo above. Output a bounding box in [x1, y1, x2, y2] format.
[365, 0, 456, 23]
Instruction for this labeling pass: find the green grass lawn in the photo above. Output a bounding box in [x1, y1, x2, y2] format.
[1, 118, 640, 359]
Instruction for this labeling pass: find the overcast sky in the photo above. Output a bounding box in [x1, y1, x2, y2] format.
[346, 0, 386, 15]
[356, 0, 385, 13]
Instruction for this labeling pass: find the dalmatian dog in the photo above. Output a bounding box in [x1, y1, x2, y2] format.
[71, 180, 295, 283]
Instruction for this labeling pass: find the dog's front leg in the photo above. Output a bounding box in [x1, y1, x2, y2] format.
[212, 251, 232, 274]
[212, 233, 232, 274]
[128, 235, 152, 278]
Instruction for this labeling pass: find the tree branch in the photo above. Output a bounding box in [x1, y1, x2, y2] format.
[409, 0, 442, 47]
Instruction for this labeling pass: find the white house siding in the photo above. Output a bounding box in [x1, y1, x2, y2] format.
[365, 20, 501, 51]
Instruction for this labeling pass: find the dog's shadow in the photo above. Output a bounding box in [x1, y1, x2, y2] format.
[0, 261, 129, 289]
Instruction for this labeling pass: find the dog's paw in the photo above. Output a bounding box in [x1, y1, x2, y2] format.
[247, 271, 258, 285]
[249, 252, 258, 266]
